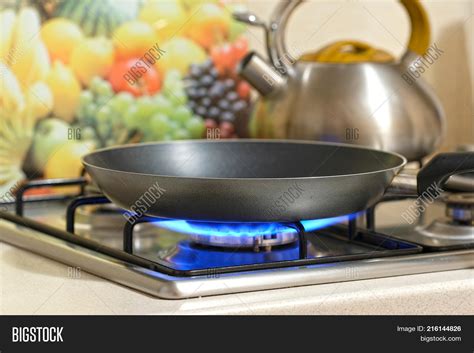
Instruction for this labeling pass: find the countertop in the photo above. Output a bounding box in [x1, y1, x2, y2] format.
[1, 241, 473, 315]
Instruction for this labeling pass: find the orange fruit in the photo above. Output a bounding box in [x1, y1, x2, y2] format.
[113, 21, 158, 61]
[185, 3, 230, 50]
[41, 18, 84, 64]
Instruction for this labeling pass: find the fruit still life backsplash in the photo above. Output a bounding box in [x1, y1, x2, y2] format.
[0, 0, 251, 197]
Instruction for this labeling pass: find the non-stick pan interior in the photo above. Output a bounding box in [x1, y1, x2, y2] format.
[83, 140, 405, 179]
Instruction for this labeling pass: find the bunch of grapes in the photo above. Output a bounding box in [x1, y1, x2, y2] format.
[75, 72, 205, 147]
[76, 77, 130, 147]
[184, 58, 251, 139]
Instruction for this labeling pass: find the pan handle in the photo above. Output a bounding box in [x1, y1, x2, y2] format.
[416, 152, 474, 195]
[387, 152, 474, 196]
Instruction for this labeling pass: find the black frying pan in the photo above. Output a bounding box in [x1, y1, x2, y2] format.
[83, 140, 474, 222]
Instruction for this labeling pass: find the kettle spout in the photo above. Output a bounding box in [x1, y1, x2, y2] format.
[238, 52, 286, 97]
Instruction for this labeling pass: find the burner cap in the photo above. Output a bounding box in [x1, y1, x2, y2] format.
[190, 231, 298, 250]
[445, 193, 473, 224]
[153, 220, 303, 250]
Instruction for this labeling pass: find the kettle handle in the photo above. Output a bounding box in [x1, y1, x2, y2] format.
[268, 0, 431, 74]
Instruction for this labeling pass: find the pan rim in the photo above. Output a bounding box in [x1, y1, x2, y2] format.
[82, 139, 408, 181]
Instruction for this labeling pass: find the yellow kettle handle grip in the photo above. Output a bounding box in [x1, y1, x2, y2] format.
[268, 0, 431, 72]
[400, 0, 431, 55]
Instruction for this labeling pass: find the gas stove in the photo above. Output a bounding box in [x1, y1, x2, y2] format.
[0, 177, 472, 299]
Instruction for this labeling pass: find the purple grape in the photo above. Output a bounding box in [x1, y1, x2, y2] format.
[218, 99, 230, 111]
[232, 100, 248, 113]
[209, 68, 219, 79]
[207, 106, 220, 120]
[226, 91, 239, 102]
[186, 87, 199, 99]
[189, 64, 202, 78]
[223, 78, 236, 92]
[200, 75, 214, 87]
[209, 84, 225, 101]
[196, 88, 207, 98]
[220, 111, 235, 123]
[202, 59, 214, 71]
[187, 100, 197, 111]
[200, 97, 212, 107]
[196, 106, 207, 117]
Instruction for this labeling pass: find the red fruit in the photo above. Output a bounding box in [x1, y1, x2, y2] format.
[237, 81, 251, 100]
[211, 44, 239, 76]
[220, 121, 235, 135]
[205, 119, 218, 129]
[210, 47, 225, 75]
[232, 37, 248, 60]
[108, 58, 161, 97]
[210, 46, 220, 63]
[220, 44, 235, 67]
[219, 128, 231, 138]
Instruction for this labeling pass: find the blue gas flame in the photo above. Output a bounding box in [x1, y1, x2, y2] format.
[152, 213, 360, 237]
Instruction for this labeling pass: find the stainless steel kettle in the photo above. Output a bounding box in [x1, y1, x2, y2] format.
[236, 0, 445, 161]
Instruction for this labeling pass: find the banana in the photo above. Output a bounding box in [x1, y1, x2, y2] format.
[9, 6, 43, 88]
[0, 9, 16, 62]
[0, 62, 25, 113]
[0, 107, 34, 185]
[34, 40, 51, 82]
[10, 7, 41, 61]
[0, 7, 50, 189]
[26, 81, 53, 119]
[0, 167, 24, 198]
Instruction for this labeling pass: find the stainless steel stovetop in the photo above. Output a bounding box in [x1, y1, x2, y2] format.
[0, 181, 472, 299]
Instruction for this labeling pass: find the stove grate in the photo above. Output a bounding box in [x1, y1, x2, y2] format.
[2, 177, 423, 277]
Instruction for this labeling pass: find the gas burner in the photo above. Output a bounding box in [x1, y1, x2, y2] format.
[445, 193, 473, 224]
[73, 200, 353, 252]
[408, 193, 474, 250]
[165, 221, 300, 250]
[152, 215, 355, 251]
[416, 220, 473, 241]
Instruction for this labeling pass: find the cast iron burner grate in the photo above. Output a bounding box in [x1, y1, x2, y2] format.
[2, 177, 422, 277]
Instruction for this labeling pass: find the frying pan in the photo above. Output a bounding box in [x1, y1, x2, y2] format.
[82, 140, 474, 222]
